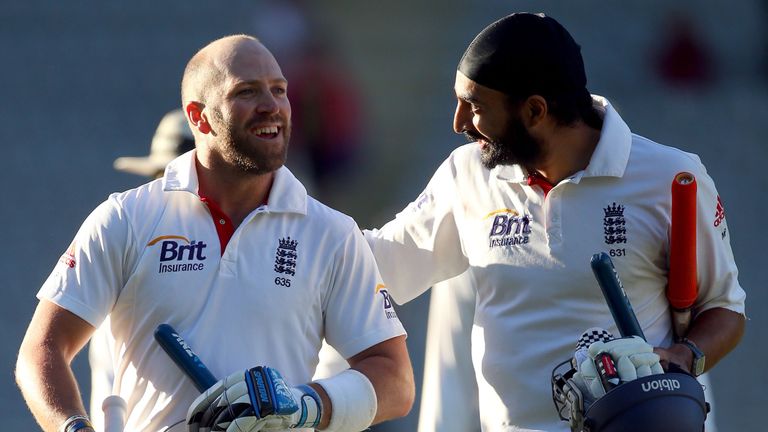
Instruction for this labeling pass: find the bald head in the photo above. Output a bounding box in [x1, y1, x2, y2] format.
[180, 35, 292, 176]
[181, 35, 275, 106]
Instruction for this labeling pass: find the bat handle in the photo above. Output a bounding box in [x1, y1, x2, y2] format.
[102, 395, 127, 432]
[154, 324, 218, 392]
[590, 252, 646, 340]
[671, 309, 693, 342]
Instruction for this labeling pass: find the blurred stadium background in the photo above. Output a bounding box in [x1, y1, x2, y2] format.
[1, 1, 765, 430]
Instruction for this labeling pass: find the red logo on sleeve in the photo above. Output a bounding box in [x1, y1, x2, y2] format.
[713, 196, 726, 227]
[59, 242, 77, 268]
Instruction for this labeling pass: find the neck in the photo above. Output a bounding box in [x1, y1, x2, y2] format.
[195, 157, 275, 228]
[532, 122, 602, 185]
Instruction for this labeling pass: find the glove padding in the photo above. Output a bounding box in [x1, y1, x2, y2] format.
[571, 336, 664, 400]
[187, 366, 322, 432]
[588, 336, 664, 381]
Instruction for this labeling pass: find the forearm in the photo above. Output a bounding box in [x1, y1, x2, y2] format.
[656, 307, 745, 373]
[16, 343, 90, 432]
[315, 335, 414, 430]
[16, 300, 96, 432]
[349, 349, 415, 424]
[684, 307, 745, 371]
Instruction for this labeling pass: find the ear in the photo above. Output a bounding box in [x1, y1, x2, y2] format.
[185, 102, 212, 134]
[522, 95, 548, 128]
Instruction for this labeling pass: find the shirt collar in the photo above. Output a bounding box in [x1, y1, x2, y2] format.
[162, 149, 308, 215]
[582, 95, 632, 179]
[493, 95, 632, 183]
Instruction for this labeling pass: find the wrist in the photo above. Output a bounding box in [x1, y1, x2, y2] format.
[670, 343, 694, 368]
[678, 338, 706, 376]
[314, 369, 377, 432]
[59, 415, 94, 432]
[290, 384, 323, 428]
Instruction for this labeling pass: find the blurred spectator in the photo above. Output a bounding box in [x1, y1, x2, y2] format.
[112, 109, 195, 178]
[251, 0, 311, 66]
[251, 0, 365, 203]
[288, 38, 364, 196]
[653, 13, 716, 88]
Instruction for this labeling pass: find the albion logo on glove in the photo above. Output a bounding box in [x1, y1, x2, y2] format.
[641, 378, 681, 393]
[485, 209, 531, 249]
[147, 235, 208, 274]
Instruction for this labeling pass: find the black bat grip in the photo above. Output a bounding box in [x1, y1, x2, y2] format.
[154, 324, 218, 392]
[590, 252, 646, 340]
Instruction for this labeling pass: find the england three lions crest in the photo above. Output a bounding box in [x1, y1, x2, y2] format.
[274, 237, 298, 276]
[603, 202, 627, 245]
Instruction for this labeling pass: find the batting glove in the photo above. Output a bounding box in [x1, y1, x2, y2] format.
[573, 336, 664, 403]
[587, 336, 664, 381]
[570, 336, 664, 401]
[187, 366, 322, 432]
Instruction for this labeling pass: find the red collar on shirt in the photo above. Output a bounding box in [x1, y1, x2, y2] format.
[198, 194, 235, 255]
[527, 171, 555, 197]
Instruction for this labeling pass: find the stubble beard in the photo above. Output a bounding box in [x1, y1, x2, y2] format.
[214, 109, 291, 175]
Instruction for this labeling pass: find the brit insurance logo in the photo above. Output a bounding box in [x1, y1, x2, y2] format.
[273, 237, 298, 287]
[376, 284, 398, 320]
[486, 208, 531, 249]
[147, 235, 208, 274]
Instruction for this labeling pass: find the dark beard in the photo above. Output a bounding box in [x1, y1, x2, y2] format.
[473, 118, 542, 170]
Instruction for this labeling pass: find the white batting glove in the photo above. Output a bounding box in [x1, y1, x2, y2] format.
[587, 336, 664, 382]
[571, 359, 607, 400]
[570, 336, 664, 401]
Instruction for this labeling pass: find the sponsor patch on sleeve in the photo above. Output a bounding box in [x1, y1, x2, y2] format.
[58, 241, 77, 268]
[713, 196, 728, 239]
[376, 284, 398, 320]
[713, 196, 726, 227]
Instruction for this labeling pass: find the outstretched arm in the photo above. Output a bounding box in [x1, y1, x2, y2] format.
[16, 300, 96, 432]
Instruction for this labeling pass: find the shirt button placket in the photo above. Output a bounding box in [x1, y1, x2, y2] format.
[547, 192, 562, 244]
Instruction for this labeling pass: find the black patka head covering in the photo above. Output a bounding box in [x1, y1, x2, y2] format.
[458, 13, 587, 97]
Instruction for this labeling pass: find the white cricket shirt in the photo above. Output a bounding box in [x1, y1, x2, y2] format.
[366, 96, 745, 431]
[39, 151, 405, 431]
